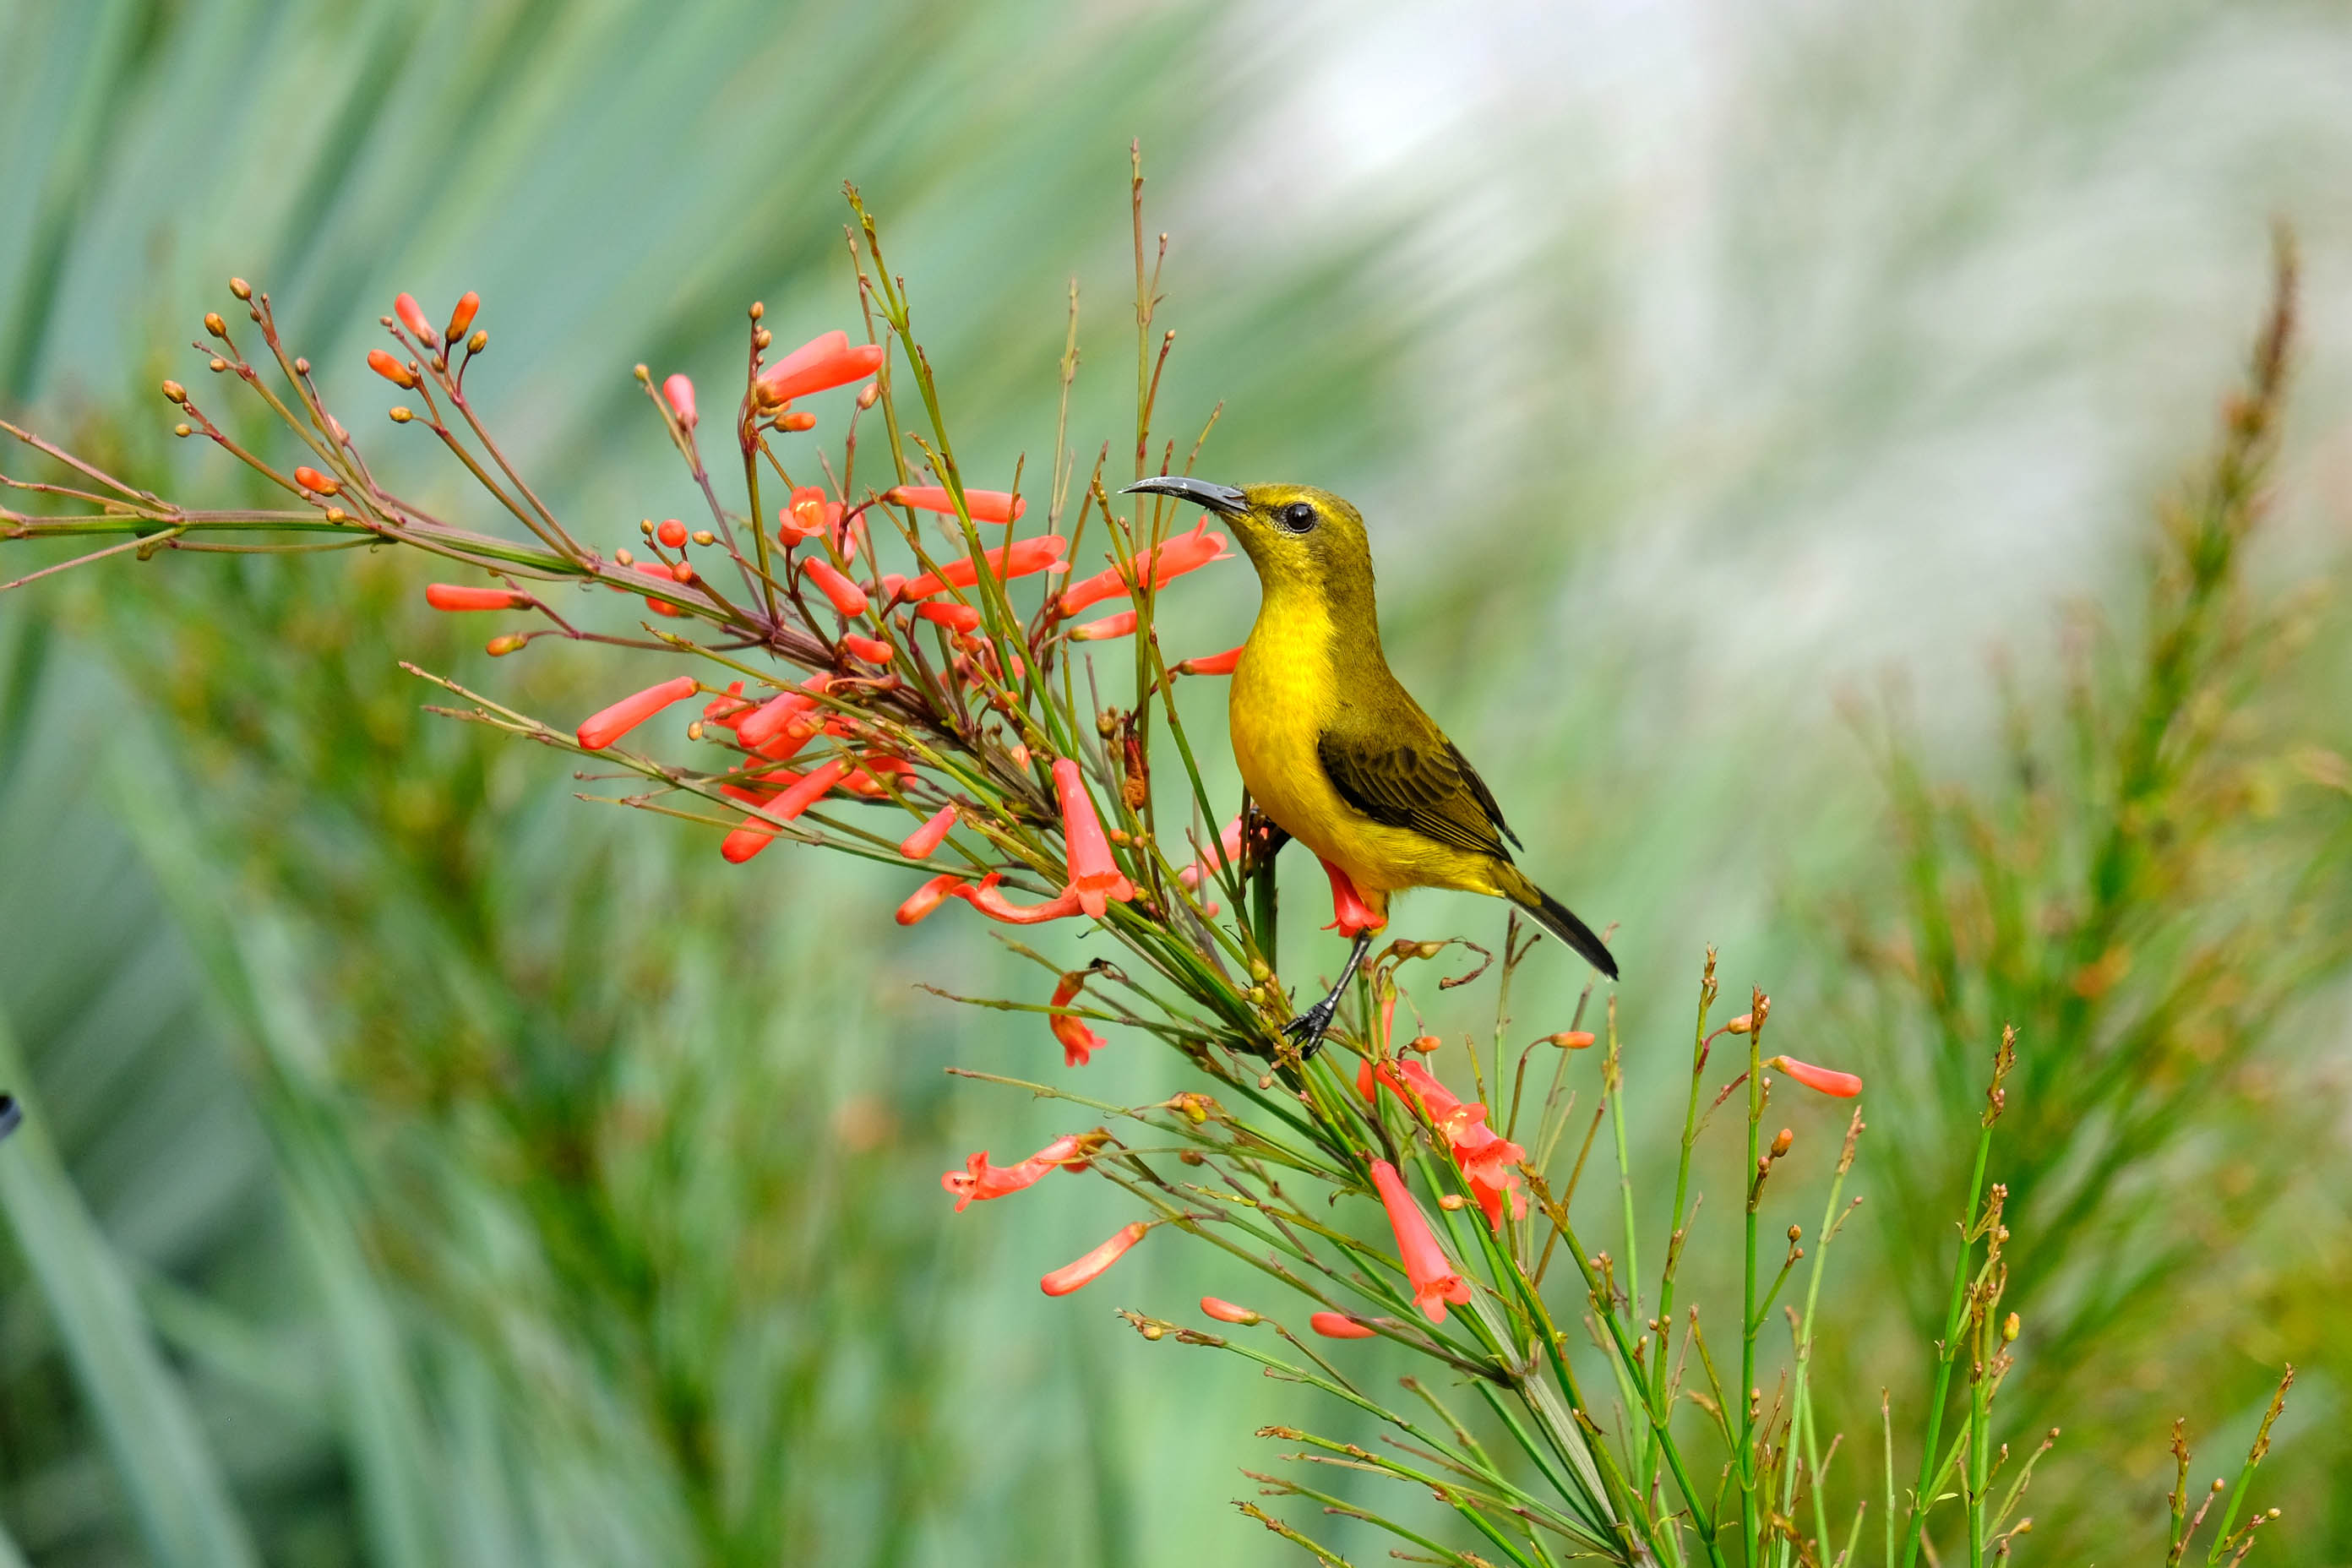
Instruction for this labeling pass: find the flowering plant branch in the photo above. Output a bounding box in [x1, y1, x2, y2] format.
[0, 166, 2297, 1566]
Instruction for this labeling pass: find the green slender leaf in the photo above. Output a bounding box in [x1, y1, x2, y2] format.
[0, 1004, 261, 1568]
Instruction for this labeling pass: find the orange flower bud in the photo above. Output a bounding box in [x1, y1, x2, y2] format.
[1059, 520, 1233, 617]
[900, 804, 958, 860]
[1767, 1055, 1863, 1098]
[1770, 1128, 1794, 1158]
[444, 291, 479, 344]
[485, 634, 527, 656]
[841, 634, 895, 664]
[895, 872, 966, 926]
[425, 583, 526, 612]
[1040, 1222, 1147, 1297]
[777, 411, 815, 432]
[916, 602, 982, 633]
[801, 558, 868, 616]
[1070, 611, 1137, 642]
[161, 380, 188, 404]
[656, 519, 688, 548]
[575, 675, 698, 750]
[889, 485, 1026, 524]
[1309, 1312, 1376, 1340]
[1549, 1031, 1597, 1049]
[1176, 645, 1245, 676]
[898, 535, 1067, 600]
[1199, 1298, 1259, 1326]
[1726, 1014, 1754, 1034]
[292, 466, 340, 496]
[394, 292, 434, 342]
[204, 312, 228, 339]
[754, 330, 884, 404]
[368, 350, 417, 389]
[228, 277, 252, 300]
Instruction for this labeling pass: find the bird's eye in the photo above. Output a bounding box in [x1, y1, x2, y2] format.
[1279, 501, 1318, 532]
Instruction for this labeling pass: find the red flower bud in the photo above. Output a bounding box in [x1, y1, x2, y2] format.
[736, 677, 828, 749]
[292, 466, 340, 496]
[1070, 611, 1137, 642]
[778, 411, 815, 432]
[1549, 1031, 1597, 1049]
[841, 634, 895, 664]
[367, 350, 417, 389]
[1200, 1297, 1260, 1326]
[1058, 520, 1233, 617]
[888, 485, 1026, 524]
[1053, 758, 1135, 917]
[661, 373, 696, 428]
[897, 535, 1067, 600]
[802, 558, 868, 616]
[425, 583, 526, 612]
[1309, 1312, 1376, 1340]
[1768, 1055, 1863, 1098]
[394, 292, 434, 343]
[1176, 645, 1245, 676]
[900, 804, 958, 860]
[754, 330, 885, 404]
[656, 519, 688, 548]
[1178, 816, 1246, 890]
[485, 634, 526, 656]
[1040, 1222, 1146, 1297]
[444, 291, 480, 344]
[576, 675, 697, 750]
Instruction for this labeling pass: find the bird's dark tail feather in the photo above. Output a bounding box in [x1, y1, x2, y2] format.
[1508, 879, 1619, 980]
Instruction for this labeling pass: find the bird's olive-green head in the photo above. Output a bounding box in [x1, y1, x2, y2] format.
[1121, 478, 1374, 607]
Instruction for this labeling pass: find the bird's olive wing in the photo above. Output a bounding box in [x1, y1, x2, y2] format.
[1317, 728, 1518, 862]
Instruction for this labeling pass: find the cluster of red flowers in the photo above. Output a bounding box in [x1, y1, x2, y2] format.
[1358, 1057, 1527, 1230]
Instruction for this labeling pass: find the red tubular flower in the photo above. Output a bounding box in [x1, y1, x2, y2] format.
[425, 583, 525, 612]
[1070, 611, 1137, 642]
[661, 373, 697, 428]
[444, 291, 480, 344]
[841, 634, 895, 664]
[896, 872, 966, 925]
[1309, 1311, 1377, 1340]
[1770, 1055, 1864, 1098]
[1200, 1297, 1260, 1326]
[1040, 1222, 1147, 1297]
[941, 1133, 1086, 1211]
[770, 757, 851, 820]
[737, 678, 827, 749]
[754, 330, 885, 404]
[950, 873, 1085, 925]
[802, 558, 868, 616]
[1320, 858, 1387, 937]
[917, 602, 982, 633]
[1179, 816, 1247, 890]
[896, 535, 1066, 599]
[1177, 645, 1245, 676]
[1451, 1122, 1529, 1231]
[576, 675, 698, 750]
[367, 349, 416, 389]
[1053, 758, 1135, 917]
[293, 466, 340, 495]
[394, 292, 434, 343]
[1048, 971, 1108, 1067]
[1369, 1159, 1472, 1322]
[1058, 520, 1233, 616]
[720, 814, 786, 863]
[889, 485, 1026, 524]
[702, 682, 750, 727]
[901, 805, 958, 860]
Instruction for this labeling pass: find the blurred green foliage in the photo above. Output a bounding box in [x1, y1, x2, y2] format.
[6, 0, 2352, 1564]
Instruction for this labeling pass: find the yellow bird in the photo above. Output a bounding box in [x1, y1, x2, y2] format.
[1123, 478, 1617, 1050]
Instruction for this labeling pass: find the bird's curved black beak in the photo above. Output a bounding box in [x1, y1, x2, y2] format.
[1121, 476, 1247, 516]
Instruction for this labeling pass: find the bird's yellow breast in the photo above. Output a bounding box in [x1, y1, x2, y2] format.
[1229, 593, 1484, 899]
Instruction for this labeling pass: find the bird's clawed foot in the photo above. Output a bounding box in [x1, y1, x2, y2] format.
[1282, 996, 1342, 1059]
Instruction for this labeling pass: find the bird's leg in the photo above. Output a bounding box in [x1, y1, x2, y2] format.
[1283, 927, 1375, 1060]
